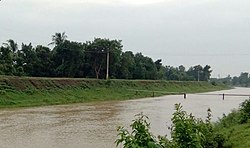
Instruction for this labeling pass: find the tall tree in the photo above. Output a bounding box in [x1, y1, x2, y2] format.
[85, 38, 122, 79]
[33, 45, 53, 76]
[0, 39, 18, 75]
[203, 65, 212, 81]
[3, 39, 18, 53]
[119, 51, 135, 79]
[17, 43, 37, 76]
[49, 32, 67, 46]
[154, 59, 165, 80]
[52, 40, 85, 77]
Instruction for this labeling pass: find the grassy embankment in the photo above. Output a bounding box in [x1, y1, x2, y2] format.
[0, 76, 228, 108]
[220, 123, 250, 147]
[215, 100, 250, 148]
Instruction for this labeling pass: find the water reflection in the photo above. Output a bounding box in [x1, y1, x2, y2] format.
[0, 87, 249, 148]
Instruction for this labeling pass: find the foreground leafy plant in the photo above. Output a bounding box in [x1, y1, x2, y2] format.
[116, 104, 231, 148]
[239, 99, 250, 123]
[116, 112, 163, 148]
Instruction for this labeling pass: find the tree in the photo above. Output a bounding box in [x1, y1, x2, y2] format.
[155, 59, 162, 71]
[154, 59, 166, 80]
[3, 39, 18, 53]
[203, 65, 212, 81]
[33, 45, 53, 76]
[232, 76, 239, 86]
[52, 40, 85, 77]
[238, 72, 249, 86]
[17, 43, 37, 76]
[0, 39, 18, 75]
[186, 65, 212, 81]
[85, 38, 122, 79]
[49, 32, 67, 46]
[133, 53, 147, 79]
[165, 66, 180, 81]
[118, 51, 135, 79]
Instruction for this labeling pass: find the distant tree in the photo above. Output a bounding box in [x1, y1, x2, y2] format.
[119, 51, 135, 79]
[166, 66, 180, 81]
[17, 43, 37, 76]
[49, 32, 67, 46]
[154, 59, 162, 71]
[155, 59, 165, 80]
[133, 53, 147, 79]
[239, 72, 249, 87]
[0, 36, 215, 81]
[187, 65, 204, 81]
[178, 65, 189, 81]
[203, 65, 212, 81]
[85, 38, 122, 79]
[33, 45, 53, 76]
[3, 39, 18, 53]
[52, 40, 85, 77]
[0, 39, 18, 75]
[232, 76, 239, 86]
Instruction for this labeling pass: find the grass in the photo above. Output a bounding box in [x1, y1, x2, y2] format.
[214, 99, 250, 148]
[0, 76, 229, 108]
[215, 121, 250, 148]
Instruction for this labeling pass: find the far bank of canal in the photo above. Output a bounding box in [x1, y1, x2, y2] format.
[0, 77, 228, 108]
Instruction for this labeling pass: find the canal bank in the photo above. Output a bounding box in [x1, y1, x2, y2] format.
[0, 76, 229, 108]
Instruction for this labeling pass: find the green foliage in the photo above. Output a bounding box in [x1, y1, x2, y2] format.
[218, 122, 250, 148]
[116, 113, 162, 148]
[216, 110, 242, 128]
[116, 104, 230, 148]
[0, 34, 213, 81]
[170, 104, 229, 148]
[215, 99, 250, 129]
[239, 99, 250, 123]
[0, 90, 6, 95]
[214, 72, 250, 87]
[213, 99, 250, 148]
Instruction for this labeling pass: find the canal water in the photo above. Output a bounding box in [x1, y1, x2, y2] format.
[0, 87, 249, 148]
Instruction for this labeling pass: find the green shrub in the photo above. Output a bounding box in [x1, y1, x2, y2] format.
[211, 81, 217, 86]
[116, 112, 163, 148]
[0, 90, 6, 95]
[216, 110, 242, 128]
[116, 104, 231, 148]
[24, 88, 38, 95]
[170, 104, 229, 148]
[239, 99, 250, 123]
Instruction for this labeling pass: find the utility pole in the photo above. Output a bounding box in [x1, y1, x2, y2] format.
[106, 49, 109, 80]
[198, 70, 200, 82]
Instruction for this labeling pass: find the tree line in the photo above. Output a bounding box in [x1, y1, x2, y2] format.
[212, 72, 250, 87]
[0, 32, 212, 81]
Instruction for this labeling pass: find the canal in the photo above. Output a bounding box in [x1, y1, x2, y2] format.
[0, 87, 248, 148]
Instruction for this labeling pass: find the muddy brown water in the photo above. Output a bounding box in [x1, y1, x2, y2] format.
[0, 87, 249, 148]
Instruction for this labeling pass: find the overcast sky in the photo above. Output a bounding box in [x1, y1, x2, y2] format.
[1, 0, 250, 77]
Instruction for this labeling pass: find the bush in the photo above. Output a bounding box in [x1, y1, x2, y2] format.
[170, 104, 229, 148]
[116, 112, 163, 148]
[0, 90, 6, 95]
[239, 99, 250, 123]
[116, 104, 230, 148]
[216, 110, 242, 128]
[211, 81, 217, 86]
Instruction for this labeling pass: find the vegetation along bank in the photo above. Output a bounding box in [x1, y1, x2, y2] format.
[0, 76, 228, 108]
[116, 99, 250, 148]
